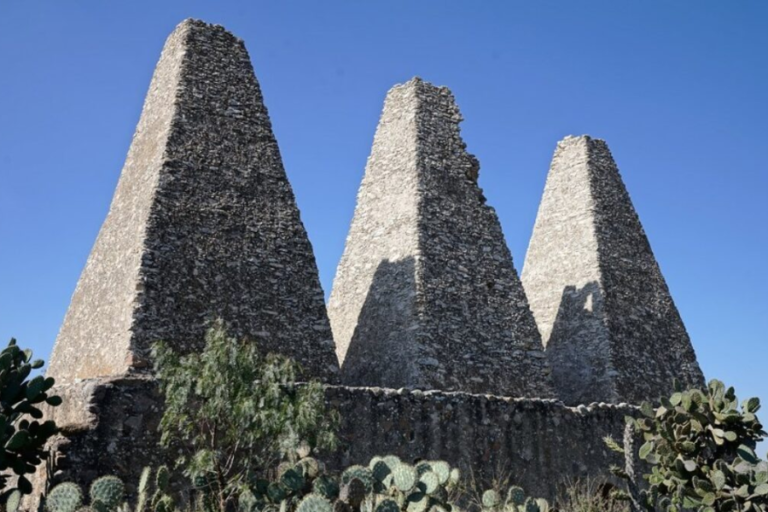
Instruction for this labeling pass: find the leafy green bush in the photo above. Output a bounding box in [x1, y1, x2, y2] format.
[0, 338, 61, 495]
[152, 321, 339, 512]
[606, 379, 768, 512]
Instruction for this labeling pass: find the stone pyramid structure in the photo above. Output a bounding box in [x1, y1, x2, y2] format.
[47, 19, 339, 385]
[328, 78, 554, 397]
[521, 135, 704, 405]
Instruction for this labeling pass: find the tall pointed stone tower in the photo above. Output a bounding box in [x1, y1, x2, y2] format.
[48, 19, 339, 384]
[521, 135, 704, 405]
[328, 78, 554, 398]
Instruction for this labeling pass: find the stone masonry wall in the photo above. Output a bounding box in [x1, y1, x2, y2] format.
[34, 377, 631, 504]
[329, 78, 554, 398]
[47, 19, 339, 384]
[522, 136, 704, 405]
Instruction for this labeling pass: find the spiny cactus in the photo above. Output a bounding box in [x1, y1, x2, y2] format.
[482, 490, 500, 509]
[392, 465, 417, 493]
[312, 476, 339, 501]
[298, 458, 321, 480]
[46, 483, 84, 512]
[295, 495, 333, 512]
[281, 468, 306, 493]
[5, 490, 21, 512]
[506, 487, 525, 507]
[136, 468, 151, 512]
[341, 467, 373, 494]
[247, 454, 462, 512]
[417, 472, 439, 495]
[340, 479, 367, 508]
[90, 476, 124, 509]
[480, 485, 548, 512]
[373, 499, 399, 512]
[268, 483, 288, 504]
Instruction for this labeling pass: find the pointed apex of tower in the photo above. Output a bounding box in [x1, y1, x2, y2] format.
[328, 80, 554, 397]
[522, 136, 704, 405]
[48, 19, 339, 385]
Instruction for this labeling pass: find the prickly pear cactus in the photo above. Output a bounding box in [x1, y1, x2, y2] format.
[90, 476, 125, 509]
[281, 468, 306, 493]
[46, 483, 84, 512]
[506, 487, 525, 507]
[312, 476, 339, 500]
[341, 466, 373, 494]
[295, 494, 333, 512]
[5, 490, 21, 512]
[392, 465, 417, 493]
[482, 490, 500, 509]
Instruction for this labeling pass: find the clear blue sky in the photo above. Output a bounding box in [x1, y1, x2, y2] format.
[1, 2, 766, 421]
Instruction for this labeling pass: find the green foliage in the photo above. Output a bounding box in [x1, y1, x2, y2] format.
[152, 321, 339, 512]
[606, 379, 768, 512]
[0, 338, 61, 494]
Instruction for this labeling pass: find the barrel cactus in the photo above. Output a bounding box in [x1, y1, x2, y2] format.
[46, 483, 84, 512]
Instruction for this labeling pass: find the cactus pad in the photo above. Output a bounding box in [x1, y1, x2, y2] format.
[393, 464, 417, 492]
[374, 499, 400, 512]
[341, 465, 374, 493]
[506, 487, 525, 506]
[280, 468, 305, 493]
[46, 482, 84, 512]
[419, 471, 439, 495]
[6, 490, 21, 512]
[428, 461, 450, 485]
[312, 476, 339, 500]
[405, 492, 428, 512]
[340, 478, 367, 508]
[482, 490, 500, 509]
[90, 476, 125, 509]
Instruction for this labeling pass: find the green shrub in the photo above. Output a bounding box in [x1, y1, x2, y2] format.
[606, 379, 768, 512]
[0, 338, 61, 496]
[152, 321, 339, 512]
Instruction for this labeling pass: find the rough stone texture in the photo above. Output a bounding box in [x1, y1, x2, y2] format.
[47, 19, 339, 384]
[521, 135, 704, 405]
[328, 78, 554, 397]
[32, 377, 631, 504]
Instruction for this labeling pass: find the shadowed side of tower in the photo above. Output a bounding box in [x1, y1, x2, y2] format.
[329, 78, 554, 397]
[521, 135, 704, 405]
[47, 19, 339, 384]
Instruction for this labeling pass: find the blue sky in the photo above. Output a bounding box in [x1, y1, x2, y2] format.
[0, 2, 766, 423]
